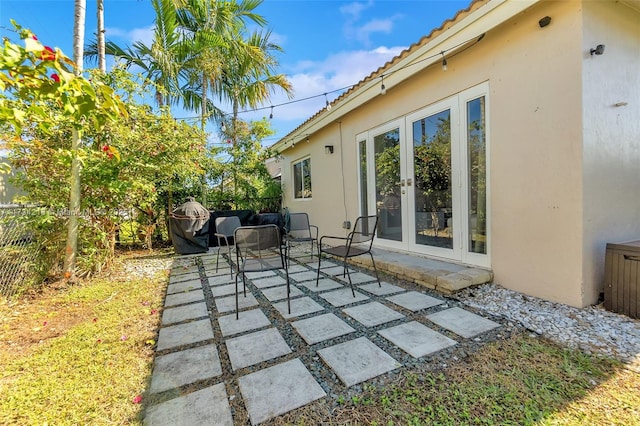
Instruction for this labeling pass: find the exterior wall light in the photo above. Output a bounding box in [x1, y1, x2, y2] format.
[590, 44, 605, 55]
[325, 145, 334, 154]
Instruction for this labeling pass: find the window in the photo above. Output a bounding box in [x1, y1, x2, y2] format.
[293, 157, 312, 199]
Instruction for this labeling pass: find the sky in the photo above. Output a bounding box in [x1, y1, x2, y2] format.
[0, 0, 470, 146]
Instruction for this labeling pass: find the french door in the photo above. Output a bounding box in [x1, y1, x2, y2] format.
[358, 83, 489, 267]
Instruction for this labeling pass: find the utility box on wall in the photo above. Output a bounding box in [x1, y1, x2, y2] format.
[604, 240, 640, 319]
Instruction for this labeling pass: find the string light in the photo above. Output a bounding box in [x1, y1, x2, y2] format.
[269, 105, 273, 119]
[173, 33, 485, 122]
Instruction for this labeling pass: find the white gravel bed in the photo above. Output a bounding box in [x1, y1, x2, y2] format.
[456, 284, 640, 370]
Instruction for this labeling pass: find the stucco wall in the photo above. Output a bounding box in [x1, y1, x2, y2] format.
[581, 1, 640, 306]
[281, 0, 611, 307]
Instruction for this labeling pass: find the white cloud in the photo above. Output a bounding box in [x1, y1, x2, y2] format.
[105, 25, 154, 47]
[339, 0, 374, 20]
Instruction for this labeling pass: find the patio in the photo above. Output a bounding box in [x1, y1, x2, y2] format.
[143, 248, 504, 425]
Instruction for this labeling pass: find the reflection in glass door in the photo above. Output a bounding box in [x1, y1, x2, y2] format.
[411, 109, 453, 249]
[374, 128, 402, 241]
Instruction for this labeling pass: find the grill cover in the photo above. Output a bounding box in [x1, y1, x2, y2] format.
[169, 198, 211, 254]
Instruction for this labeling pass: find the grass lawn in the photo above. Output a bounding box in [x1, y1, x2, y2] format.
[1, 249, 638, 425]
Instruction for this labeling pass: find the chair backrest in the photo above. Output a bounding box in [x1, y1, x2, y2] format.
[288, 212, 312, 238]
[350, 215, 378, 248]
[234, 225, 285, 271]
[215, 216, 241, 237]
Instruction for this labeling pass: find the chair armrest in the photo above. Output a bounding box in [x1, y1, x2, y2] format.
[309, 225, 319, 239]
[319, 235, 350, 245]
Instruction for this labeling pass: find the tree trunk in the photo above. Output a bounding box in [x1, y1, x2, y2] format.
[97, 0, 106, 73]
[64, 0, 86, 278]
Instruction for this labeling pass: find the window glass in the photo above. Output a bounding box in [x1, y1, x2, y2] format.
[293, 157, 312, 199]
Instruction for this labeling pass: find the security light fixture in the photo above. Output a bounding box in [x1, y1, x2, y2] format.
[325, 145, 334, 154]
[538, 16, 551, 28]
[590, 44, 605, 55]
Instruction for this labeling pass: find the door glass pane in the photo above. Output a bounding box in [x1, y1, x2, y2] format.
[359, 140, 368, 216]
[467, 97, 487, 254]
[374, 128, 402, 241]
[412, 109, 453, 249]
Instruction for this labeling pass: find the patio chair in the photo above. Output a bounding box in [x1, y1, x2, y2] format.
[214, 216, 241, 277]
[284, 212, 319, 265]
[316, 215, 381, 297]
[234, 224, 290, 319]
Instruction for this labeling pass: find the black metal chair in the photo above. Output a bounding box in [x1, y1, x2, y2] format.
[316, 215, 381, 296]
[284, 212, 319, 265]
[214, 216, 241, 278]
[234, 224, 290, 319]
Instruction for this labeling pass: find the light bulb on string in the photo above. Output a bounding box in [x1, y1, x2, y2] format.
[325, 93, 331, 111]
[441, 52, 448, 72]
[380, 75, 387, 95]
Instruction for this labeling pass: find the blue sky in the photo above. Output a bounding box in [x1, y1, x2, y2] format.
[0, 0, 470, 145]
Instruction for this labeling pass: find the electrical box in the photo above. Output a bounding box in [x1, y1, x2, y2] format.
[604, 240, 640, 319]
[342, 221, 351, 229]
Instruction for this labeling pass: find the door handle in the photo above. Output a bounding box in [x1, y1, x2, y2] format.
[400, 179, 405, 187]
[406, 178, 412, 186]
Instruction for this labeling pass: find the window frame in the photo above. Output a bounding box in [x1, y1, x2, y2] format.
[292, 156, 312, 200]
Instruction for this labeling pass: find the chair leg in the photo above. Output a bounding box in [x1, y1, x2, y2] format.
[343, 257, 355, 297]
[285, 267, 291, 315]
[369, 252, 381, 287]
[215, 246, 221, 273]
[235, 274, 239, 320]
[315, 252, 322, 287]
[227, 245, 233, 278]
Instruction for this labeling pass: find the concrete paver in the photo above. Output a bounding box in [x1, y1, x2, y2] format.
[149, 344, 222, 394]
[321, 266, 357, 276]
[334, 272, 377, 284]
[208, 274, 235, 286]
[291, 313, 356, 344]
[378, 321, 457, 358]
[252, 275, 287, 288]
[359, 281, 405, 296]
[144, 383, 233, 426]
[166, 279, 201, 295]
[211, 283, 238, 297]
[162, 302, 208, 325]
[299, 278, 343, 292]
[273, 296, 324, 319]
[318, 337, 400, 386]
[260, 284, 303, 301]
[226, 328, 292, 370]
[156, 318, 214, 352]
[215, 293, 259, 313]
[289, 270, 320, 282]
[169, 271, 201, 284]
[426, 307, 500, 338]
[386, 291, 444, 312]
[218, 308, 271, 337]
[238, 358, 326, 425]
[164, 289, 205, 307]
[319, 287, 369, 307]
[343, 301, 405, 327]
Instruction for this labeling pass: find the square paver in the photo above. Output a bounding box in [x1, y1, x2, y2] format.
[149, 344, 222, 394]
[291, 313, 356, 344]
[215, 293, 259, 313]
[143, 383, 232, 426]
[170, 265, 199, 275]
[162, 302, 208, 325]
[378, 321, 457, 358]
[245, 270, 276, 279]
[289, 271, 320, 283]
[203, 265, 231, 276]
[286, 264, 309, 274]
[386, 291, 444, 312]
[343, 302, 405, 327]
[319, 288, 369, 307]
[299, 278, 343, 292]
[252, 275, 287, 289]
[164, 289, 205, 307]
[238, 358, 326, 425]
[169, 271, 200, 284]
[156, 319, 214, 351]
[226, 328, 292, 370]
[218, 308, 271, 337]
[359, 282, 405, 296]
[318, 337, 400, 386]
[321, 265, 357, 277]
[308, 260, 339, 270]
[208, 274, 235, 286]
[273, 296, 324, 319]
[166, 279, 201, 295]
[335, 272, 377, 285]
[211, 283, 237, 297]
[426, 307, 500, 338]
[261, 284, 303, 301]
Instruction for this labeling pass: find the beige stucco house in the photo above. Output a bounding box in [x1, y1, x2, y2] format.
[271, 0, 640, 308]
